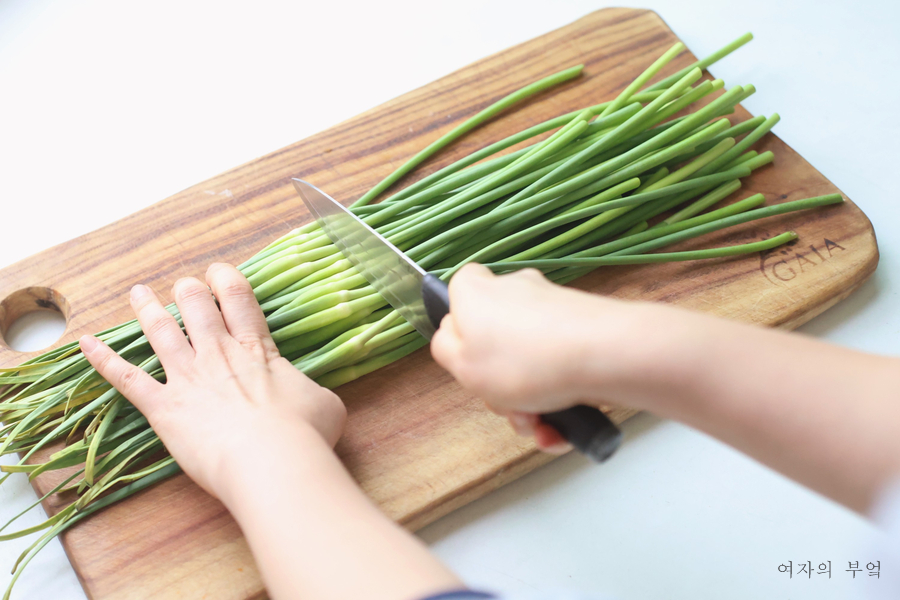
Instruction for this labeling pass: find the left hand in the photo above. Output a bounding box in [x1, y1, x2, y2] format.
[79, 263, 347, 502]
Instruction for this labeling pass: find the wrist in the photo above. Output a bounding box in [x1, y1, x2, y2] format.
[214, 417, 337, 512]
[572, 301, 705, 414]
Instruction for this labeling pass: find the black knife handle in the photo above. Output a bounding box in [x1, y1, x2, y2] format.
[422, 273, 622, 463]
[422, 273, 451, 330]
[540, 406, 622, 462]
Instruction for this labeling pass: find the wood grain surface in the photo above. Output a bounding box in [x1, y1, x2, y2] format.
[0, 7, 878, 600]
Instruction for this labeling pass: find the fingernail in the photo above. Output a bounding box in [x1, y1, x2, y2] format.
[509, 413, 532, 430]
[131, 284, 149, 301]
[79, 335, 99, 354]
[543, 442, 574, 455]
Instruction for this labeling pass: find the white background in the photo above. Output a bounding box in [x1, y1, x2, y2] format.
[1, 1, 898, 599]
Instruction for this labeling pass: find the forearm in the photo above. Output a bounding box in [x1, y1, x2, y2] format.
[597, 303, 900, 513]
[431, 266, 900, 514]
[220, 421, 460, 600]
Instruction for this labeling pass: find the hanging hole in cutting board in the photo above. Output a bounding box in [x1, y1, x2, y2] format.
[0, 287, 70, 352]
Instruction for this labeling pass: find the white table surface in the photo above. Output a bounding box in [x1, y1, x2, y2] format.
[1, 1, 898, 598]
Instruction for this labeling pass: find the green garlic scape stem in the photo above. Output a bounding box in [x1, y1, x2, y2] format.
[352, 64, 585, 207]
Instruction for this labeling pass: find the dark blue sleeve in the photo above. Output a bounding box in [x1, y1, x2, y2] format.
[419, 589, 607, 600]
[419, 591, 496, 600]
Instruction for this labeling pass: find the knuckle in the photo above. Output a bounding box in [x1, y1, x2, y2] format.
[173, 278, 208, 303]
[514, 268, 544, 282]
[454, 361, 490, 394]
[329, 393, 348, 422]
[277, 356, 301, 373]
[219, 279, 253, 300]
[232, 332, 263, 347]
[316, 385, 341, 405]
[262, 339, 281, 362]
[429, 334, 449, 364]
[232, 330, 279, 362]
[314, 386, 346, 421]
[117, 365, 141, 392]
[457, 263, 481, 277]
[454, 263, 485, 286]
[144, 314, 174, 338]
[272, 356, 293, 372]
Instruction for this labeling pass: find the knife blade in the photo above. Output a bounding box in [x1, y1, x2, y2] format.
[292, 178, 622, 462]
[291, 179, 449, 338]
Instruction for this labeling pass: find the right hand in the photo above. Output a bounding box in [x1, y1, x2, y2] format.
[430, 263, 650, 450]
[431, 268, 900, 514]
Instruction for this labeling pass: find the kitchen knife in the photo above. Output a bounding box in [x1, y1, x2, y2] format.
[292, 178, 622, 462]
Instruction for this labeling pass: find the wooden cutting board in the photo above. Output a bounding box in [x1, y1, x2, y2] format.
[0, 7, 878, 600]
